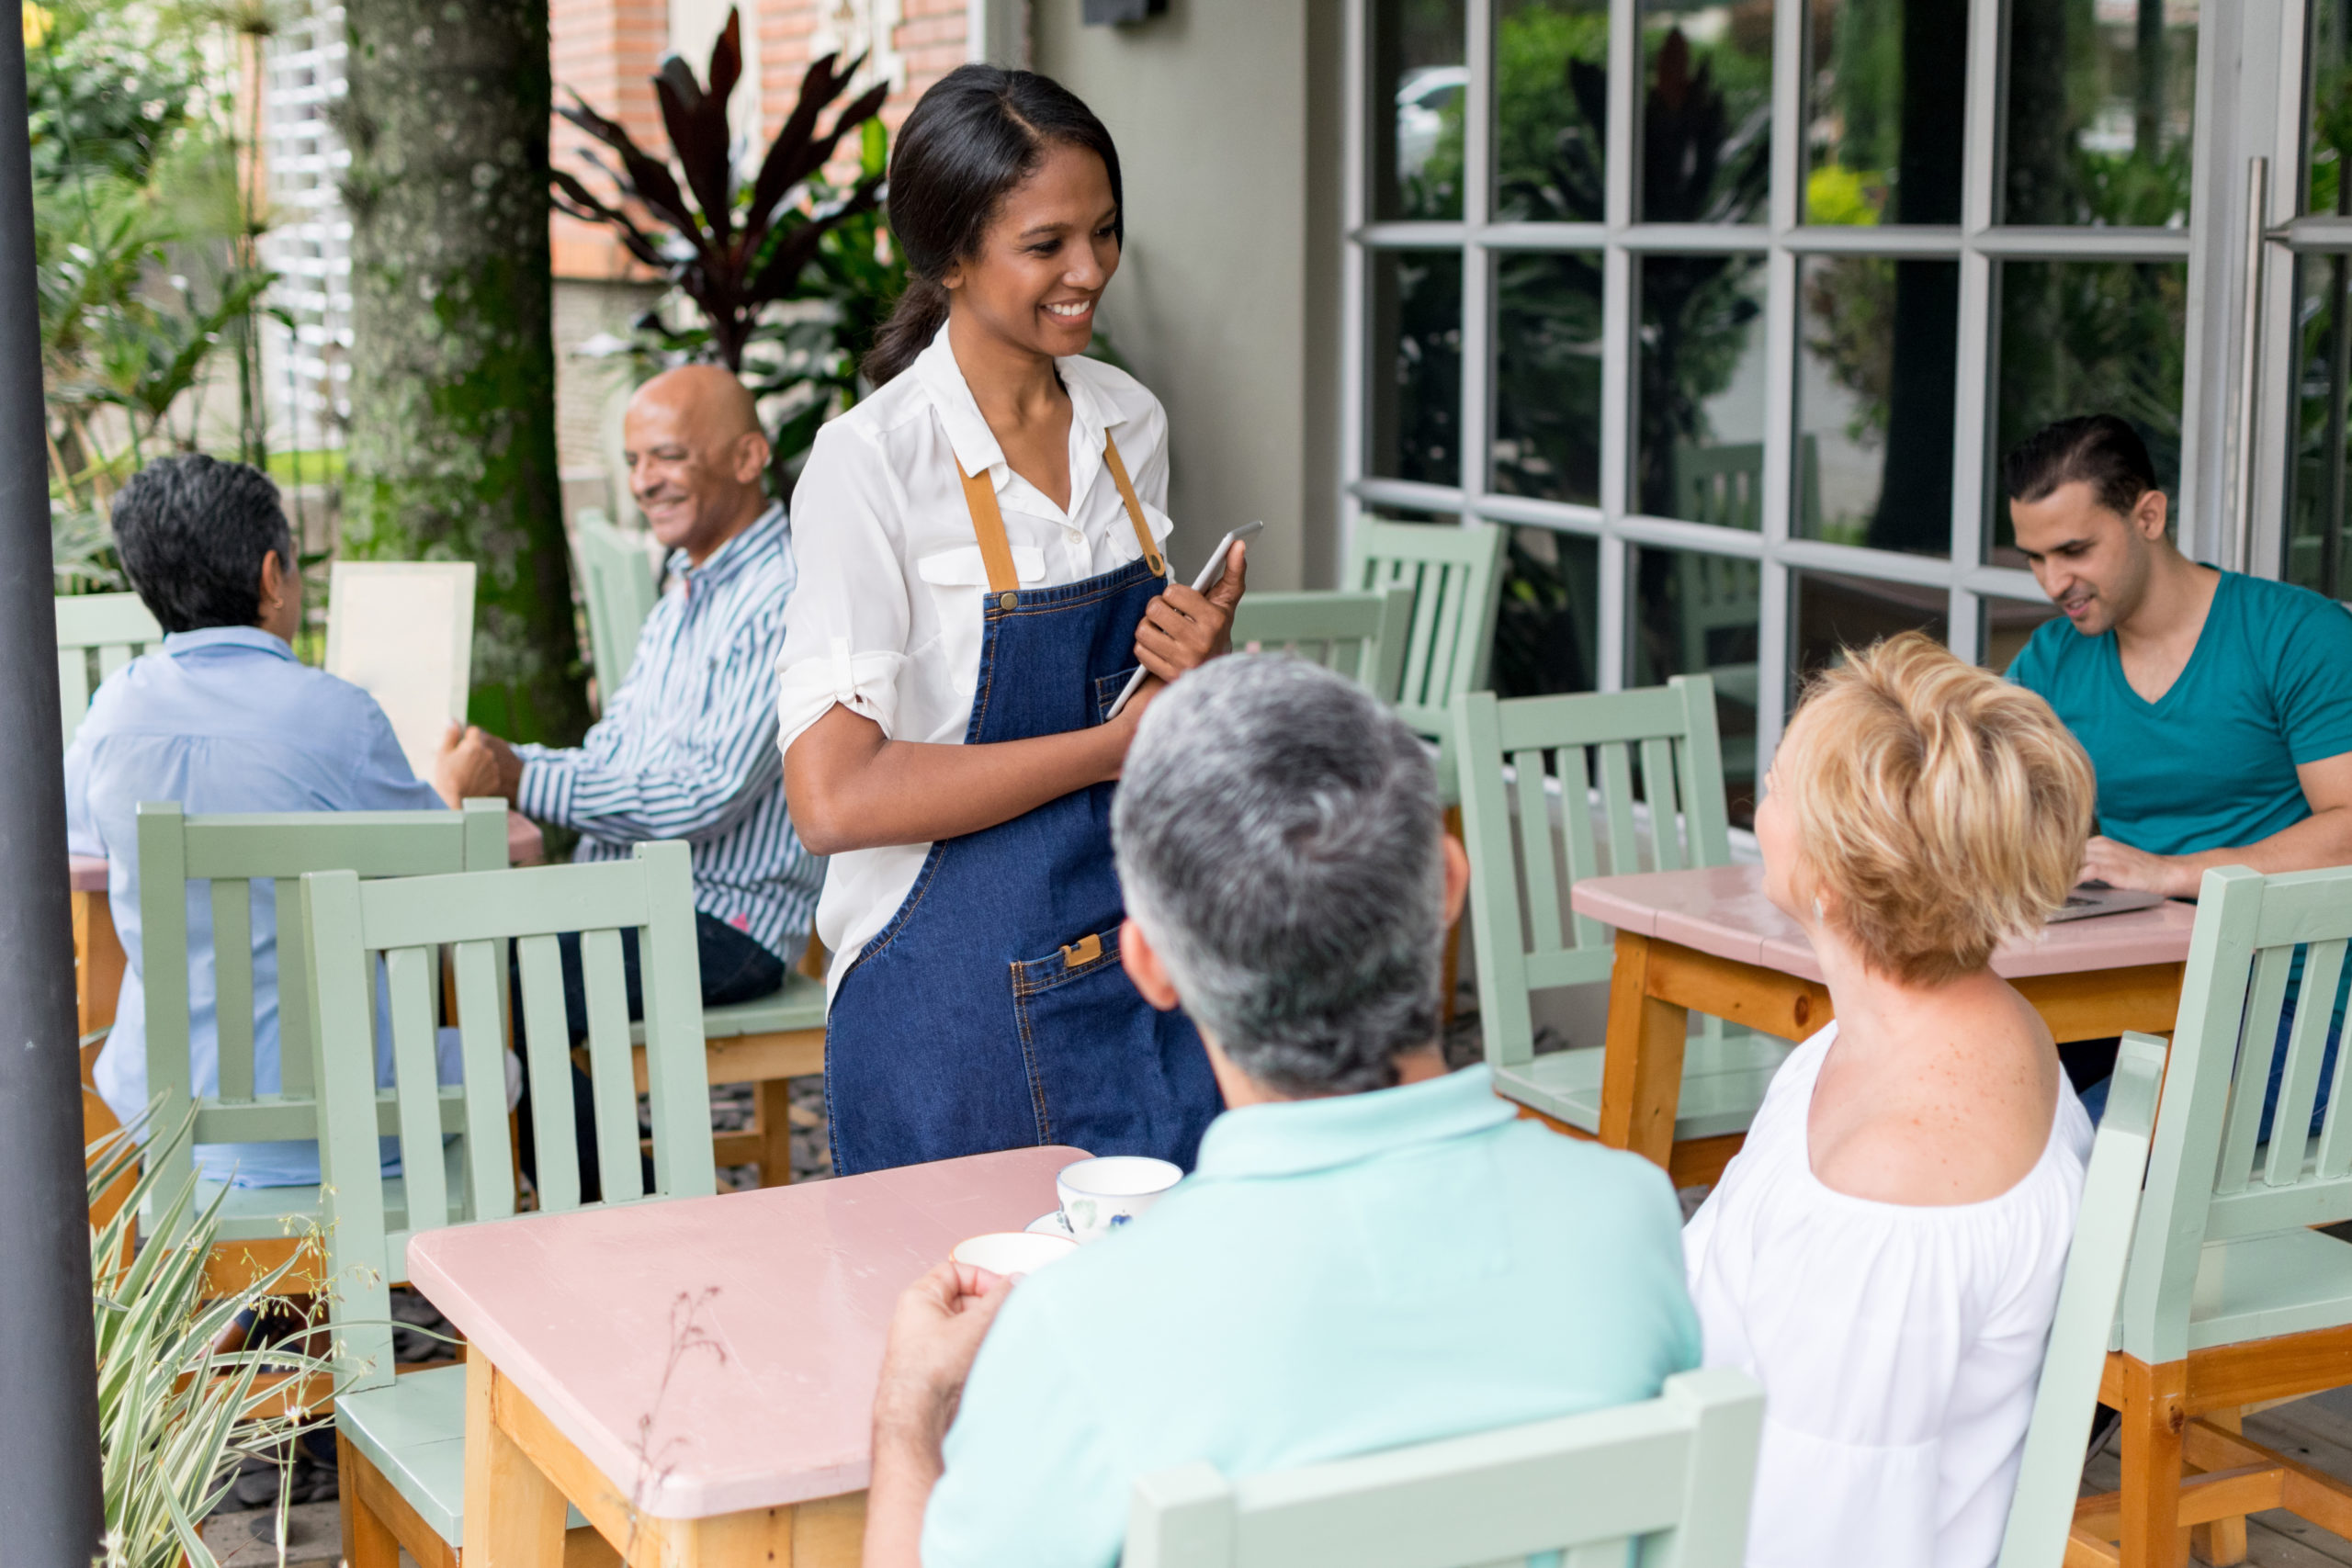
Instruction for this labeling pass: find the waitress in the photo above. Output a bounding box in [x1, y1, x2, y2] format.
[776, 64, 1242, 1177]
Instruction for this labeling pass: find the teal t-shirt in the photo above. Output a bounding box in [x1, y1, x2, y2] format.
[2007, 570, 2352, 858]
[919, 1066, 1702, 1568]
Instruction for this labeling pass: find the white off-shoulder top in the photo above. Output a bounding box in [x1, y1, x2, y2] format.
[1682, 1022, 2092, 1568]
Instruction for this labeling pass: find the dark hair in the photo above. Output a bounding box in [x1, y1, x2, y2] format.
[862, 64, 1123, 386]
[2003, 414, 2160, 518]
[110, 455, 295, 633]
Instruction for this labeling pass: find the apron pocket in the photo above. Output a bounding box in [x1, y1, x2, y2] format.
[1094, 665, 1142, 725]
[1010, 928, 1135, 1146]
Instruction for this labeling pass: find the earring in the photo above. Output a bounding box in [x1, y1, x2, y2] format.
[1812, 896, 1825, 923]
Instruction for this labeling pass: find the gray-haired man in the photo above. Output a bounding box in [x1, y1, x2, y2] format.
[860, 656, 1702, 1568]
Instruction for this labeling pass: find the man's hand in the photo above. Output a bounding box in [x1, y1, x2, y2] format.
[2080, 835, 2198, 900]
[433, 722, 524, 809]
[863, 1261, 1014, 1568]
[1134, 539, 1248, 684]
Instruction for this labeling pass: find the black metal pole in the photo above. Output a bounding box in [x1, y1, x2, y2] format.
[0, 16, 106, 1564]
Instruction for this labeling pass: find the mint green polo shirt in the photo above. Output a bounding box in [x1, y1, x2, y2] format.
[919, 1065, 1702, 1568]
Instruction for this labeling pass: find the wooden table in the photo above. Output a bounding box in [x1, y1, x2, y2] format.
[409, 1145, 1080, 1568]
[1570, 864, 2197, 1182]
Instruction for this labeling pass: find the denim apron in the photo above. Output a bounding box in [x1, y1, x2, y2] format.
[824, 434, 1222, 1177]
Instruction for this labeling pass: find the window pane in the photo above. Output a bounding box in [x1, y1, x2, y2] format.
[1790, 571, 1948, 701]
[1802, 0, 1966, 226]
[2308, 2, 2352, 216]
[1988, 260, 2186, 567]
[2284, 253, 2352, 602]
[1493, 251, 1603, 505]
[1639, 3, 1773, 225]
[1795, 255, 1957, 556]
[2001, 0, 2198, 227]
[1636, 254, 1769, 525]
[1494, 526, 1600, 696]
[1374, 0, 1468, 220]
[1982, 595, 2061, 674]
[1493, 0, 1610, 223]
[1629, 543, 1761, 808]
[1369, 250, 1464, 487]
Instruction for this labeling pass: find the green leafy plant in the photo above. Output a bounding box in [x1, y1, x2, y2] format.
[89, 1105, 332, 1568]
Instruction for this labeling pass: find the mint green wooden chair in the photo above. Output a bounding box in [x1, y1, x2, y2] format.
[571, 508, 660, 708]
[1350, 519, 1508, 752]
[1996, 1034, 2163, 1568]
[57, 591, 163, 747]
[1125, 1367, 1764, 1568]
[630, 958, 828, 1188]
[2068, 864, 2352, 1562]
[1451, 678, 1790, 1176]
[134, 797, 511, 1292]
[304, 840, 716, 1568]
[1231, 585, 1416, 701]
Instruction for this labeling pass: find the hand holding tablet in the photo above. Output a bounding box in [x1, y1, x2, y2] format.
[1106, 520, 1264, 721]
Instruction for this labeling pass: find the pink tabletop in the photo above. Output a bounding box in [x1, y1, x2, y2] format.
[1570, 863, 2198, 982]
[407, 1145, 1082, 1519]
[66, 813, 543, 893]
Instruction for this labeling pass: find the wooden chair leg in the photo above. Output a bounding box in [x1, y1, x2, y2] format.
[2118, 1359, 2191, 1568]
[754, 1077, 795, 1189]
[338, 1434, 401, 1568]
[2189, 1406, 2250, 1566]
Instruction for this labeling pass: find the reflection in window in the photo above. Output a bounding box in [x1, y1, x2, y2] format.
[1990, 260, 2186, 567]
[1493, 252, 1603, 506]
[1368, 251, 1463, 487]
[1630, 543, 1761, 807]
[1635, 254, 1768, 525]
[1639, 3, 1772, 225]
[1802, 0, 1965, 226]
[1791, 571, 1948, 702]
[1373, 0, 1467, 220]
[1492, 0, 1610, 222]
[2309, 3, 2352, 217]
[1796, 256, 1957, 556]
[1982, 596, 2061, 675]
[2284, 254, 2352, 602]
[2001, 0, 2198, 227]
[1494, 526, 1600, 697]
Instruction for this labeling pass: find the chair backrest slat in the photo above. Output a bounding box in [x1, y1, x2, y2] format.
[1124, 1367, 1764, 1568]
[1453, 679, 1735, 1084]
[1228, 586, 1416, 701]
[56, 592, 164, 748]
[1995, 1036, 2163, 1568]
[2121, 863, 2352, 1366]
[572, 511, 662, 705]
[385, 944, 450, 1233]
[307, 842, 714, 1396]
[210, 879, 256, 1103]
[1350, 521, 1507, 739]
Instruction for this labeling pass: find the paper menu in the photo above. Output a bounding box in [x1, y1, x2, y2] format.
[323, 561, 477, 783]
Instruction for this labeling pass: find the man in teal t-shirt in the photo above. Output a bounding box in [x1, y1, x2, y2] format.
[2004, 414, 2352, 1117]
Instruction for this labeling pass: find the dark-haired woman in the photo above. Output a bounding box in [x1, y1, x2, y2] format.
[775, 64, 1240, 1177]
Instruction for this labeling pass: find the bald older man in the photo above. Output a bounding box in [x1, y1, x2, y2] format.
[438, 367, 820, 1083]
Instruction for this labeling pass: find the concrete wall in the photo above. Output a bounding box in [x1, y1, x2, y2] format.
[1034, 0, 1343, 591]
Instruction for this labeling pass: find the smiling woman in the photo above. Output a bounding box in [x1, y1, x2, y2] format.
[775, 66, 1243, 1181]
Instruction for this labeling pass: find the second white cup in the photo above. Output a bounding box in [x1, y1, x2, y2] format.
[1056, 1156, 1182, 1243]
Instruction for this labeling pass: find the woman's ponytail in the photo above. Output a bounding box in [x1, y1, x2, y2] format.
[862, 276, 951, 387]
[858, 64, 1123, 389]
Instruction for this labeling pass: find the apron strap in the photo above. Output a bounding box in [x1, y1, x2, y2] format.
[956, 430, 1168, 603]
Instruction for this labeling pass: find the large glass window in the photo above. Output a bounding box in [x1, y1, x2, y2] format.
[1347, 0, 2205, 818]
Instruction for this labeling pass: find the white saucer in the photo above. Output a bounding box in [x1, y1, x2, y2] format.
[1025, 1210, 1077, 1238]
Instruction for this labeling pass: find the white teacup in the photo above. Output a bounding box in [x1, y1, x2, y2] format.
[951, 1230, 1078, 1277]
[1055, 1156, 1182, 1244]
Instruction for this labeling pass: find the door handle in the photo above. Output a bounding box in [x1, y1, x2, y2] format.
[2234, 155, 2270, 577]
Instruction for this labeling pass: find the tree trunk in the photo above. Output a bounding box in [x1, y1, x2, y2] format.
[339, 0, 589, 748]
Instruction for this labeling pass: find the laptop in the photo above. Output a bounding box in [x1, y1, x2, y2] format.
[2044, 882, 2168, 923]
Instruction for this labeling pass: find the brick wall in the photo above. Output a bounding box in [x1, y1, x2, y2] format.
[549, 0, 671, 279]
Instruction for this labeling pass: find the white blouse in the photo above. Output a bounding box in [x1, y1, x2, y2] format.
[1682, 1023, 2092, 1568]
[775, 324, 1175, 998]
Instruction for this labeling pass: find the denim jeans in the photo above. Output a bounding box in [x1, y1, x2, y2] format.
[514, 912, 786, 1201]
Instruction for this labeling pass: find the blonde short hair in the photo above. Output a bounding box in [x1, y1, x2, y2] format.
[1775, 632, 2095, 986]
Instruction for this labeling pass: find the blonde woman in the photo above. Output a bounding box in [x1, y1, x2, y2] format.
[1682, 632, 2098, 1568]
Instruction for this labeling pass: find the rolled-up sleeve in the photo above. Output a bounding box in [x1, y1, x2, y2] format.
[776, 420, 917, 750]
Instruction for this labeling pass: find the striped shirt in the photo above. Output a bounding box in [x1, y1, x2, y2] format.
[515, 504, 820, 962]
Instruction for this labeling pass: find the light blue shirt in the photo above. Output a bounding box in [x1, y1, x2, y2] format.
[65, 625, 445, 1186]
[920, 1064, 1702, 1568]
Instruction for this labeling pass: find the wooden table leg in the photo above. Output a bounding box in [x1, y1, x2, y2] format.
[467, 1355, 566, 1568]
[1598, 931, 1691, 1171]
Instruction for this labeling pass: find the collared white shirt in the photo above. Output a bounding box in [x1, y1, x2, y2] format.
[776, 323, 1174, 998]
